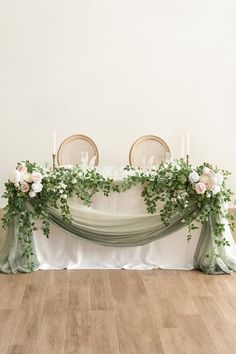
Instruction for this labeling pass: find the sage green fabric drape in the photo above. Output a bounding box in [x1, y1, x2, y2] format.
[0, 203, 236, 274]
[0, 217, 39, 274]
[48, 205, 198, 247]
[194, 216, 236, 274]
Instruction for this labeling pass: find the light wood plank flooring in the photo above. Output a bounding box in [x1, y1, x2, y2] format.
[1, 269, 236, 354]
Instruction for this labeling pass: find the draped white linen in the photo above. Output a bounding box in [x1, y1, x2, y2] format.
[34, 182, 201, 270]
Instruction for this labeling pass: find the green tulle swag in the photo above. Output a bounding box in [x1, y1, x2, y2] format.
[1, 160, 235, 270]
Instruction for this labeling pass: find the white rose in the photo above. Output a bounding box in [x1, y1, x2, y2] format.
[189, 171, 200, 183]
[176, 165, 181, 171]
[9, 170, 23, 184]
[31, 171, 43, 183]
[23, 173, 33, 183]
[211, 185, 221, 195]
[32, 182, 43, 193]
[71, 178, 77, 184]
[202, 167, 211, 175]
[29, 190, 36, 198]
[210, 173, 223, 186]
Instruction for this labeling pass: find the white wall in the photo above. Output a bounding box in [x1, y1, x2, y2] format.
[0, 0, 236, 206]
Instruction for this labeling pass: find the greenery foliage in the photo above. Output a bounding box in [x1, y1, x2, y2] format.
[1, 160, 234, 270]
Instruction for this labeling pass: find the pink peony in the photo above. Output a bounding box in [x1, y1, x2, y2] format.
[195, 182, 206, 194]
[200, 174, 213, 189]
[31, 171, 43, 183]
[17, 163, 27, 174]
[20, 181, 30, 193]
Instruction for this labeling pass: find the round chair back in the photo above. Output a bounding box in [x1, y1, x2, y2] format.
[57, 134, 99, 166]
[129, 135, 170, 167]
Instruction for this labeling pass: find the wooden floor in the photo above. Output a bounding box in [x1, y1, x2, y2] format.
[0, 270, 236, 354]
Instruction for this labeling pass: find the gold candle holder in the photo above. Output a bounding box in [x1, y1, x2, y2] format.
[52, 153, 56, 171]
[186, 154, 190, 165]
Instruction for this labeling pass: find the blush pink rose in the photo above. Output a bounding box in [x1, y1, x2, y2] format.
[20, 181, 30, 193]
[31, 171, 43, 183]
[17, 164, 27, 174]
[195, 182, 206, 194]
[202, 167, 213, 175]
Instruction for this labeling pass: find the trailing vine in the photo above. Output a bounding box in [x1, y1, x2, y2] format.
[1, 160, 235, 270]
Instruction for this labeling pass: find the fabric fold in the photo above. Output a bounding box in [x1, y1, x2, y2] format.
[1, 203, 236, 274]
[48, 204, 197, 247]
[0, 217, 39, 273]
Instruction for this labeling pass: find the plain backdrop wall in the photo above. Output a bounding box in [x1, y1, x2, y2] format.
[0, 0, 236, 207]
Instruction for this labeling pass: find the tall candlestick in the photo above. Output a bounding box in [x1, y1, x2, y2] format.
[181, 134, 184, 159]
[186, 154, 190, 165]
[187, 131, 190, 155]
[53, 131, 57, 155]
[52, 153, 56, 170]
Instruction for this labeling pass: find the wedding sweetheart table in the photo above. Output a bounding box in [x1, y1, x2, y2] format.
[1, 161, 236, 274]
[35, 184, 201, 271]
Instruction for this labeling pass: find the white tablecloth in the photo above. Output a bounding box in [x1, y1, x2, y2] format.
[34, 179, 200, 270]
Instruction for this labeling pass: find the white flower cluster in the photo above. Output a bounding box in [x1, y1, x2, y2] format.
[189, 167, 223, 196]
[52, 181, 68, 199]
[9, 163, 43, 198]
[163, 161, 181, 172]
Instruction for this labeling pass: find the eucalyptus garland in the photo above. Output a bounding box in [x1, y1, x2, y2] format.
[1, 160, 235, 270]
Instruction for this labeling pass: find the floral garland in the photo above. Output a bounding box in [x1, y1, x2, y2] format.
[1, 160, 235, 270]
